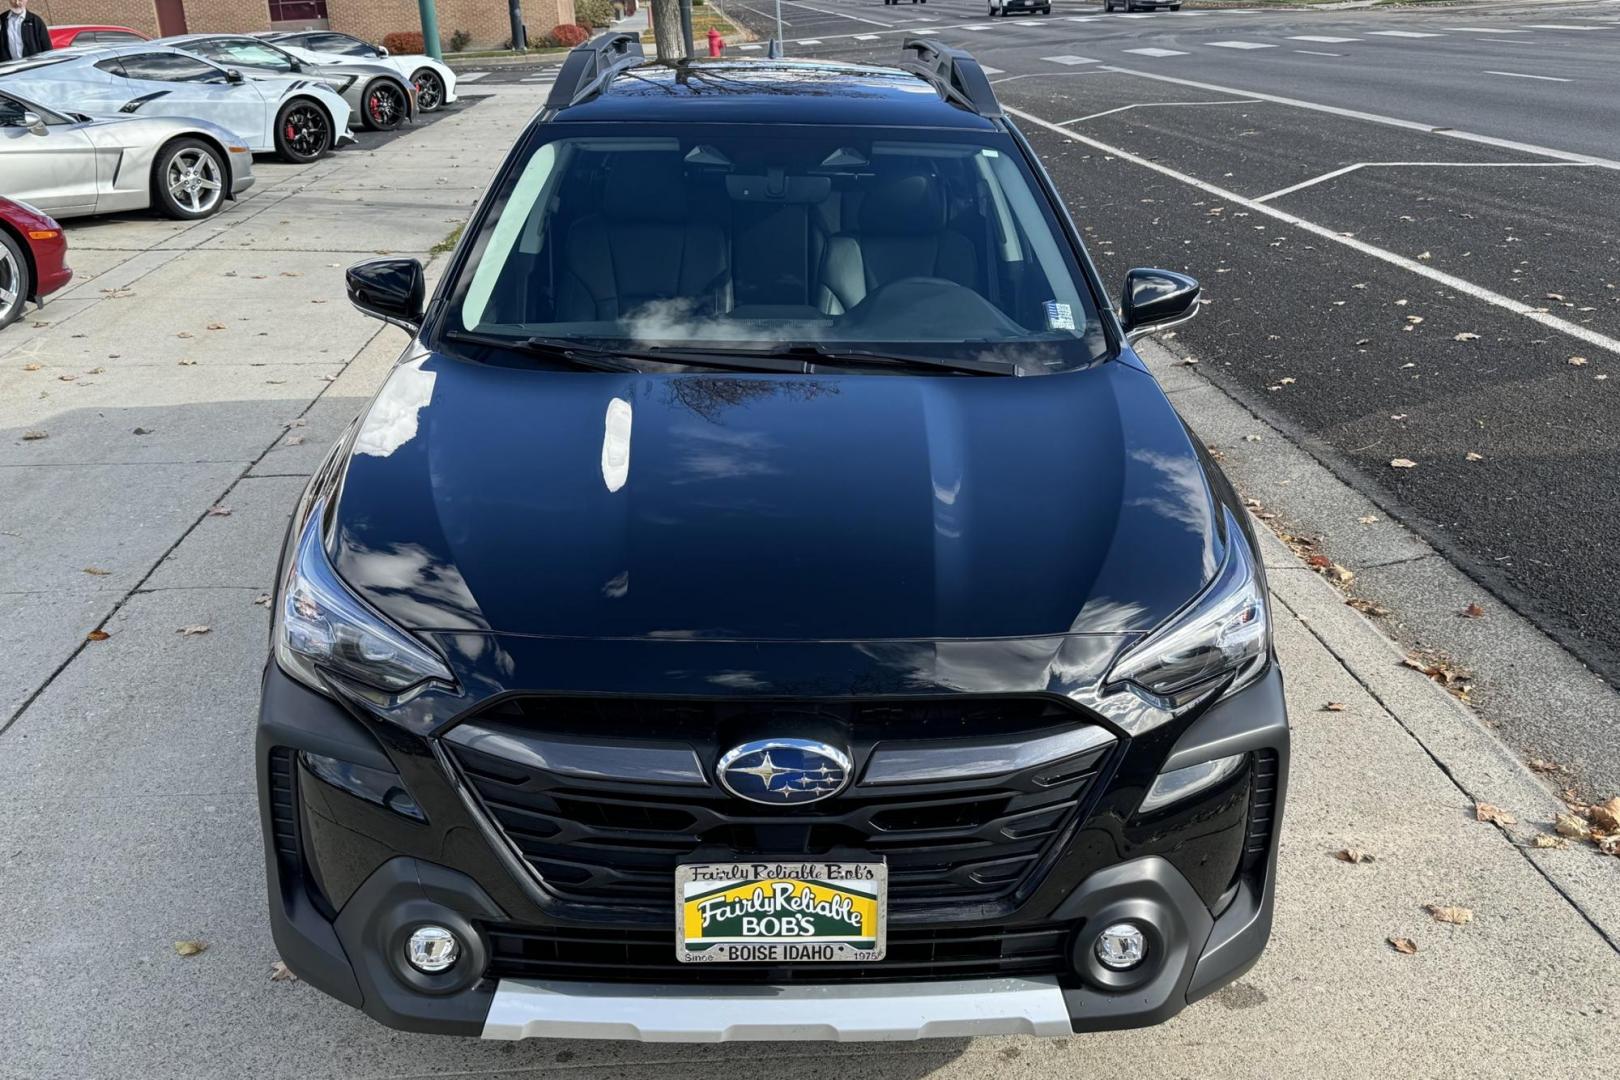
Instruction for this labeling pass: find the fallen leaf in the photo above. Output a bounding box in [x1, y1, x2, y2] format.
[1453, 332, 1480, 341]
[1589, 797, 1620, 832]
[1546, 292, 1565, 301]
[1461, 602, 1486, 618]
[284, 435, 306, 446]
[206, 323, 227, 331]
[1406, 315, 1424, 325]
[1568, 356, 1588, 366]
[1417, 251, 1432, 261]
[1395, 299, 1409, 306]
[21, 430, 47, 441]
[1307, 554, 1332, 569]
[1465, 451, 1484, 462]
[1426, 904, 1473, 926]
[1390, 458, 1418, 469]
[1348, 597, 1392, 617]
[133, 427, 153, 435]
[1598, 834, 1620, 856]
[174, 940, 208, 958]
[1279, 377, 1295, 385]
[1390, 413, 1408, 421]
[83, 567, 111, 576]
[177, 624, 212, 636]
[1388, 937, 1418, 955]
[1555, 812, 1590, 840]
[1530, 834, 1567, 849]
[23, 362, 43, 371]
[86, 629, 110, 642]
[1334, 847, 1374, 863]
[270, 959, 298, 982]
[1358, 514, 1380, 524]
[1329, 564, 1354, 584]
[178, 358, 198, 366]
[253, 593, 273, 607]
[206, 505, 232, 517]
[1323, 702, 1347, 712]
[1527, 758, 1562, 774]
[1475, 802, 1517, 826]
[176, 331, 194, 339]
[58, 373, 78, 382]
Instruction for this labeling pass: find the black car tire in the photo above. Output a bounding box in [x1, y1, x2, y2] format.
[989, 3, 999, 12]
[274, 98, 334, 163]
[362, 79, 408, 132]
[412, 67, 446, 112]
[151, 137, 228, 221]
[0, 229, 29, 331]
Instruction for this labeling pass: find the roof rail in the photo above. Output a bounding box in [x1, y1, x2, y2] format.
[899, 38, 1002, 119]
[546, 32, 646, 110]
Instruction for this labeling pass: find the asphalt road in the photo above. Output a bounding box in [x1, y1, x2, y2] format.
[695, 0, 1620, 786]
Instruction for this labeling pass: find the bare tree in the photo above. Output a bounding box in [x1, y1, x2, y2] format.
[649, 0, 689, 61]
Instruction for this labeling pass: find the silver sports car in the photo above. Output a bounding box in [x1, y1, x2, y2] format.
[157, 34, 415, 132]
[0, 45, 354, 164]
[1, 87, 255, 220]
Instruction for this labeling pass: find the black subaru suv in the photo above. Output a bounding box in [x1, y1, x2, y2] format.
[259, 34, 1288, 1041]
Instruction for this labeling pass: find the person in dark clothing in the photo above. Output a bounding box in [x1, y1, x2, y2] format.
[0, 0, 52, 62]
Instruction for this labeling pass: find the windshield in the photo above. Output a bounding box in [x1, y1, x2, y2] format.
[442, 125, 1108, 374]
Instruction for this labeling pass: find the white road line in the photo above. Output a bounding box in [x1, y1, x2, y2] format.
[779, 0, 894, 26]
[1006, 104, 1620, 359]
[980, 65, 1004, 75]
[912, 28, 939, 34]
[1366, 30, 1443, 37]
[456, 71, 489, 82]
[797, 38, 822, 44]
[1294, 50, 1344, 57]
[1526, 23, 1609, 29]
[960, 24, 994, 30]
[1117, 12, 1157, 17]
[1253, 159, 1596, 203]
[738, 43, 762, 50]
[990, 70, 1112, 84]
[1124, 47, 1189, 57]
[1444, 26, 1529, 32]
[854, 33, 880, 39]
[1066, 15, 1101, 21]
[1043, 55, 1102, 65]
[1098, 66, 1620, 168]
[1289, 35, 1358, 43]
[1061, 98, 1261, 124]
[1208, 41, 1276, 49]
[1484, 70, 1573, 81]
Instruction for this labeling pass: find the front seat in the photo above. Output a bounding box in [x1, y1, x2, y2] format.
[816, 172, 979, 315]
[555, 154, 731, 322]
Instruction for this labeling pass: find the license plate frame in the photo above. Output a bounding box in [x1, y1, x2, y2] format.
[675, 860, 887, 964]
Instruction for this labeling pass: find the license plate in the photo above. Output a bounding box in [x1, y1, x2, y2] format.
[675, 860, 887, 963]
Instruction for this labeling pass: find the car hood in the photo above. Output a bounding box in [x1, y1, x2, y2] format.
[330, 351, 1225, 641]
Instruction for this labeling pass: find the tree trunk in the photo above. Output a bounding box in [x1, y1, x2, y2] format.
[650, 0, 689, 60]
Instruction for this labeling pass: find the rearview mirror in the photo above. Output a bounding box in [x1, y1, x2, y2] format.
[347, 257, 426, 332]
[1120, 268, 1200, 344]
[225, 67, 245, 83]
[22, 110, 47, 136]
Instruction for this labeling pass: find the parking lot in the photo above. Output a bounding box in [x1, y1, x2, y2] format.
[4, 5, 1620, 1077]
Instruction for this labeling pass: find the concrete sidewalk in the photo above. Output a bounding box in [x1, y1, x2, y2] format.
[0, 80, 1616, 1080]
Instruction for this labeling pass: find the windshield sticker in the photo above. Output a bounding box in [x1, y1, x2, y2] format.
[1044, 300, 1075, 331]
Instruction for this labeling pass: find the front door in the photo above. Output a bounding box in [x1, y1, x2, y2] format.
[154, 0, 188, 37]
[0, 92, 101, 216]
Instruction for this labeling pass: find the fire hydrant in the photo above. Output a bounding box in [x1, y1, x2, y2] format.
[708, 27, 724, 56]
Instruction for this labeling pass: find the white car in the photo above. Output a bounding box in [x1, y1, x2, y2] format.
[262, 31, 458, 113]
[0, 44, 354, 163]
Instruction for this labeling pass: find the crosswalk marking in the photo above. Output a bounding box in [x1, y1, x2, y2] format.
[1042, 54, 1101, 65]
[1125, 47, 1188, 56]
[1207, 40, 1275, 49]
[980, 65, 1004, 74]
[1444, 27, 1528, 33]
[457, 71, 489, 82]
[1366, 30, 1442, 38]
[960, 24, 994, 30]
[1484, 70, 1571, 81]
[1294, 49, 1342, 57]
[1289, 35, 1357, 43]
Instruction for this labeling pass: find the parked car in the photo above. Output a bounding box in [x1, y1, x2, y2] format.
[990, 0, 1052, 14]
[257, 35, 1288, 1042]
[0, 196, 70, 331]
[262, 31, 457, 114]
[157, 34, 414, 131]
[1, 88, 254, 220]
[48, 24, 149, 49]
[0, 46, 353, 163]
[1104, 0, 1179, 9]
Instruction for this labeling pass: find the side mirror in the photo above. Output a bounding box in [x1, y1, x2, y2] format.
[1120, 268, 1200, 344]
[347, 257, 426, 331]
[225, 67, 245, 83]
[23, 110, 48, 136]
[377, 45, 390, 56]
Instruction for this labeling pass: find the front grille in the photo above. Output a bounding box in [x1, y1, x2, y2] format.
[484, 921, 1074, 984]
[446, 696, 1112, 914]
[1242, 750, 1280, 873]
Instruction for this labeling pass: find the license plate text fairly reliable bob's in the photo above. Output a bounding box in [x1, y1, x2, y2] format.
[676, 861, 887, 963]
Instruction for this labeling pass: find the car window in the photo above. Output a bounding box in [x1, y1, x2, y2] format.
[116, 51, 228, 83]
[191, 39, 297, 72]
[447, 126, 1107, 374]
[331, 34, 382, 56]
[0, 90, 64, 125]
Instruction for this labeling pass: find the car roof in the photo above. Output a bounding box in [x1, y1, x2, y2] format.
[552, 59, 999, 131]
[56, 25, 145, 33]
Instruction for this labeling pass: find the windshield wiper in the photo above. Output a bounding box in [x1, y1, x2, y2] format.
[443, 330, 643, 372]
[646, 343, 1009, 376]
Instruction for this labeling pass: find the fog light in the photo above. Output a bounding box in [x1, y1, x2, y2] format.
[1094, 923, 1147, 971]
[405, 925, 460, 973]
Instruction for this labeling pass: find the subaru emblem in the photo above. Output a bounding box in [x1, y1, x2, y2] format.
[717, 739, 853, 806]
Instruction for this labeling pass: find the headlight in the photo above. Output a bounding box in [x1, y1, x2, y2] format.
[1106, 509, 1269, 709]
[274, 502, 453, 695]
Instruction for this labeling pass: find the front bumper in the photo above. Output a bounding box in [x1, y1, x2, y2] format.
[259, 661, 1288, 1040]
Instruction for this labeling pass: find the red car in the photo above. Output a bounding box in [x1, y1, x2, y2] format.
[48, 24, 150, 49]
[0, 198, 72, 331]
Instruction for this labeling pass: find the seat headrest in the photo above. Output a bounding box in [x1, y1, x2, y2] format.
[602, 154, 689, 222]
[857, 173, 947, 235]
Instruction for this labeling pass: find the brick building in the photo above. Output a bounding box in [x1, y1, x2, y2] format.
[32, 0, 574, 49]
